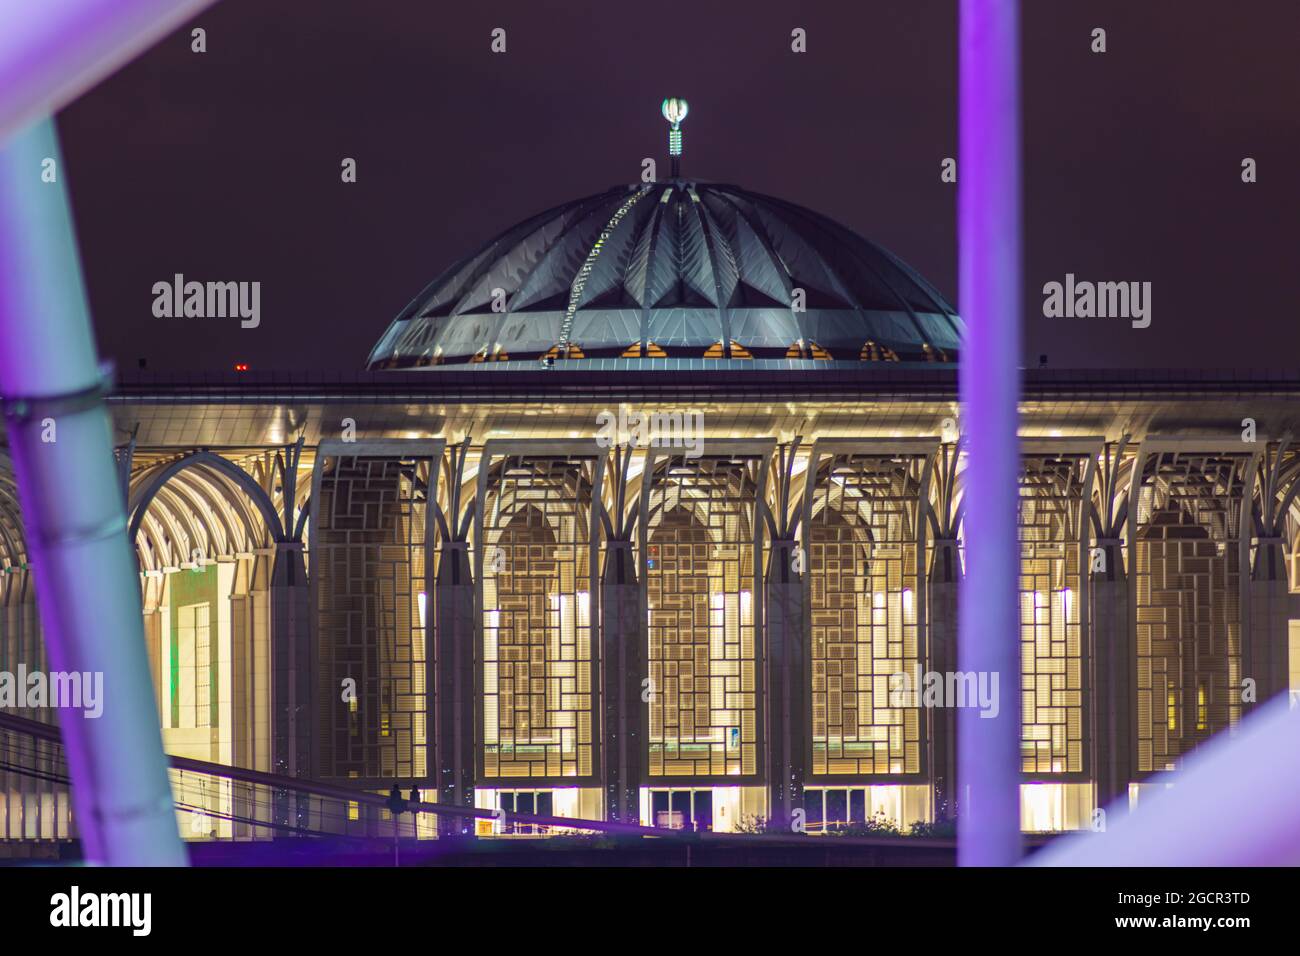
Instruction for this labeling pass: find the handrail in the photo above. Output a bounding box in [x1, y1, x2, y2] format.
[0, 711, 677, 838]
[1, 711, 958, 847]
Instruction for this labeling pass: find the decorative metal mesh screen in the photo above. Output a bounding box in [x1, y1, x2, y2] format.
[808, 453, 923, 777]
[1134, 452, 1245, 772]
[314, 455, 429, 783]
[481, 456, 596, 780]
[645, 455, 759, 779]
[1018, 455, 1087, 775]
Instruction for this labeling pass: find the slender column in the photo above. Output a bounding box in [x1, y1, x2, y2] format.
[1090, 538, 1131, 815]
[601, 540, 642, 823]
[957, 0, 1023, 866]
[927, 539, 961, 818]
[141, 575, 164, 718]
[228, 561, 251, 769]
[0, 119, 184, 864]
[1249, 537, 1291, 705]
[228, 559, 253, 838]
[435, 542, 475, 835]
[763, 539, 806, 830]
[269, 542, 310, 827]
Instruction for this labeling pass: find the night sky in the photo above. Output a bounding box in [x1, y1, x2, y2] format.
[54, 0, 1299, 374]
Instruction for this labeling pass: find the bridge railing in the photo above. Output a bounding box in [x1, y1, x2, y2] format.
[0, 711, 690, 846]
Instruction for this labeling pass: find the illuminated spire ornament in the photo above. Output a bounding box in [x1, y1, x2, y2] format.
[661, 97, 689, 178]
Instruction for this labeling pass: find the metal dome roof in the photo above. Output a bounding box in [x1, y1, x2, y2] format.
[366, 180, 961, 370]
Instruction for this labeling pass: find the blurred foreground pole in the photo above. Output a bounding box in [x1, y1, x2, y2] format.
[0, 120, 186, 865]
[0, 0, 218, 142]
[1032, 696, 1300, 866]
[957, 0, 1023, 866]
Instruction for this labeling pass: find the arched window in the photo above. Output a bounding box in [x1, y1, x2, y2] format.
[1133, 452, 1248, 771]
[645, 456, 759, 780]
[481, 457, 595, 781]
[808, 455, 922, 777]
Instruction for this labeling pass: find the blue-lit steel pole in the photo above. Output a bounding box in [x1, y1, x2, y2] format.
[0, 119, 186, 865]
[957, 0, 1023, 866]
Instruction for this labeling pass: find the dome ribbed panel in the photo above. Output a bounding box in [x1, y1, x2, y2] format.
[712, 192, 794, 308]
[570, 308, 640, 348]
[694, 194, 739, 313]
[736, 197, 850, 308]
[643, 195, 683, 310]
[677, 197, 718, 307]
[506, 192, 621, 311]
[573, 188, 655, 309]
[754, 192, 935, 351]
[646, 307, 720, 350]
[493, 194, 621, 319]
[366, 181, 962, 368]
[415, 200, 575, 319]
[621, 196, 663, 310]
[772, 195, 940, 319]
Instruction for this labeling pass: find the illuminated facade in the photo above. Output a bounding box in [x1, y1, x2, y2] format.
[3, 172, 1300, 850]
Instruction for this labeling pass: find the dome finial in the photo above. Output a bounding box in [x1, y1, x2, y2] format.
[661, 97, 689, 178]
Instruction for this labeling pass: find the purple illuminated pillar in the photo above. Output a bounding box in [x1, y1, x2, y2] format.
[0, 0, 219, 142]
[0, 120, 185, 865]
[957, 0, 1023, 866]
[1033, 696, 1300, 866]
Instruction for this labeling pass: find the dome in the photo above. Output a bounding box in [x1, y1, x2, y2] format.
[366, 180, 961, 369]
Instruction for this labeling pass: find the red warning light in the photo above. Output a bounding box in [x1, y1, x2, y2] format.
[234, 363, 249, 372]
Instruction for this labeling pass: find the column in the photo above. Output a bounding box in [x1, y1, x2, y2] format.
[764, 539, 805, 830]
[1249, 537, 1291, 705]
[269, 542, 310, 828]
[928, 539, 960, 818]
[601, 540, 642, 824]
[1091, 538, 1131, 815]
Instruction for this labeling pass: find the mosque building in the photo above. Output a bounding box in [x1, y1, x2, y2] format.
[3, 101, 1297, 850]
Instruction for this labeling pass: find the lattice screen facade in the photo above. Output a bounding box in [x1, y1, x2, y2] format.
[807, 453, 923, 777]
[1018, 455, 1087, 775]
[1134, 452, 1246, 773]
[314, 454, 430, 784]
[480, 455, 596, 781]
[644, 455, 760, 779]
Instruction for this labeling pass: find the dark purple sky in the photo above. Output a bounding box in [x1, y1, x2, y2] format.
[56, 0, 1299, 373]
